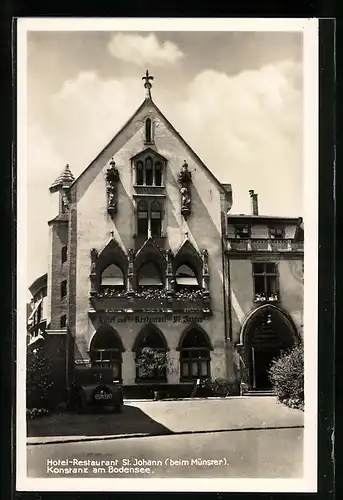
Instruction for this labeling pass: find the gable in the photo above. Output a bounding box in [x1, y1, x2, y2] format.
[68, 96, 227, 197]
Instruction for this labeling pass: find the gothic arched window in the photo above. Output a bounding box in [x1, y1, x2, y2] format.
[179, 327, 212, 380]
[175, 264, 199, 289]
[90, 325, 124, 381]
[145, 157, 153, 186]
[133, 326, 168, 382]
[137, 261, 163, 288]
[100, 264, 125, 293]
[136, 161, 144, 185]
[145, 118, 152, 143]
[155, 162, 162, 186]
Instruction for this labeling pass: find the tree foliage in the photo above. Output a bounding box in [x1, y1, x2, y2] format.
[268, 343, 304, 410]
[27, 346, 54, 413]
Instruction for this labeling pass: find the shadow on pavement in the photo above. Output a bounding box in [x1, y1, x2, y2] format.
[27, 405, 172, 438]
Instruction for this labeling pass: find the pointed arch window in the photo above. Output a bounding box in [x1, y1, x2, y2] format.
[100, 264, 125, 293]
[175, 264, 199, 289]
[145, 118, 152, 143]
[145, 157, 153, 186]
[179, 328, 211, 381]
[135, 158, 164, 187]
[137, 261, 163, 288]
[90, 326, 123, 381]
[155, 162, 162, 186]
[136, 161, 144, 185]
[134, 326, 167, 382]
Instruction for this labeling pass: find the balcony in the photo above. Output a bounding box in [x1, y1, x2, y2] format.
[89, 289, 211, 314]
[254, 292, 280, 304]
[226, 238, 304, 253]
[133, 185, 165, 196]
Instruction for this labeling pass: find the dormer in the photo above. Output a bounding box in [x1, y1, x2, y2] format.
[131, 148, 167, 194]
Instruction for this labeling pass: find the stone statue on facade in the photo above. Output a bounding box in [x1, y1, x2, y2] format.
[178, 161, 192, 218]
[106, 159, 120, 215]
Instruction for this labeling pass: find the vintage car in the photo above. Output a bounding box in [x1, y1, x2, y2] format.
[71, 366, 124, 414]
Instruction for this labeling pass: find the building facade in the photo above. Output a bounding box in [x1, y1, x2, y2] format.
[27, 74, 304, 402]
[224, 191, 304, 391]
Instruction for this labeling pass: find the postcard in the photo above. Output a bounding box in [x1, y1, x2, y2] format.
[16, 17, 318, 493]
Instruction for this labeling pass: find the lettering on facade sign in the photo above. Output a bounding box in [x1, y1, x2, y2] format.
[97, 315, 205, 325]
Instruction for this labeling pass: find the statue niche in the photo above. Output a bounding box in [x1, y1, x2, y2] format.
[106, 159, 120, 215]
[178, 160, 192, 219]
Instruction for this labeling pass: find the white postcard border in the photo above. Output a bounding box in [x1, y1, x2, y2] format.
[16, 17, 319, 493]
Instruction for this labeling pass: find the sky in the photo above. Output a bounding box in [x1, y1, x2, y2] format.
[25, 29, 304, 290]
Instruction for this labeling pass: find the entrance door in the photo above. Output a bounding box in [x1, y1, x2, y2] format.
[252, 348, 280, 389]
[246, 307, 295, 391]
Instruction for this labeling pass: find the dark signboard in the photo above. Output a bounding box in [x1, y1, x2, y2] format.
[253, 325, 281, 347]
[92, 385, 113, 403]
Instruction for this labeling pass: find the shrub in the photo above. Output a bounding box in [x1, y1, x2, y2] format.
[27, 346, 54, 413]
[268, 343, 304, 411]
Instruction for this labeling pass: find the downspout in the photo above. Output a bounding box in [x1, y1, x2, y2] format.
[220, 195, 233, 381]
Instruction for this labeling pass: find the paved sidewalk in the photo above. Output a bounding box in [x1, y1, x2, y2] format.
[27, 397, 304, 445]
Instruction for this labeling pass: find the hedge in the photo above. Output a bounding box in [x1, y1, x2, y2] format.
[268, 343, 304, 411]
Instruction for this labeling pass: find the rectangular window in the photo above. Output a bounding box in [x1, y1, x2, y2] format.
[61, 246, 68, 263]
[180, 349, 210, 381]
[137, 211, 148, 236]
[61, 280, 67, 298]
[234, 224, 251, 238]
[252, 262, 279, 302]
[90, 350, 122, 380]
[151, 211, 161, 236]
[269, 226, 285, 239]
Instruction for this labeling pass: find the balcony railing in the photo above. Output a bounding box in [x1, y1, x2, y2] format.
[226, 238, 304, 253]
[89, 289, 211, 314]
[254, 292, 280, 303]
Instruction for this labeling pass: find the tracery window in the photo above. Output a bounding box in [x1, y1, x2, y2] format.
[135, 157, 163, 186]
[180, 328, 211, 381]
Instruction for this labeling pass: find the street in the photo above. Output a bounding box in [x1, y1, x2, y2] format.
[28, 428, 303, 478]
[27, 397, 304, 478]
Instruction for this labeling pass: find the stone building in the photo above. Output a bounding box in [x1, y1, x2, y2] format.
[224, 190, 304, 392]
[27, 73, 304, 402]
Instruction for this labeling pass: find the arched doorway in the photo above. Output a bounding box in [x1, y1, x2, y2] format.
[242, 305, 297, 390]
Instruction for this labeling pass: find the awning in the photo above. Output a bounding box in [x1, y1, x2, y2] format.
[27, 298, 43, 322]
[175, 277, 199, 286]
[139, 277, 163, 286]
[101, 277, 124, 286]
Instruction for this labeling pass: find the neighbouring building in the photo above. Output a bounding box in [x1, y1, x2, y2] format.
[27, 72, 304, 404]
[224, 190, 304, 392]
[27, 273, 48, 346]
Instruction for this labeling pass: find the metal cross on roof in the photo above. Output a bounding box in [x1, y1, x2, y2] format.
[142, 70, 154, 97]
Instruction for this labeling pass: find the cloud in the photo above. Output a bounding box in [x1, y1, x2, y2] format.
[50, 72, 144, 173]
[168, 59, 303, 216]
[107, 33, 183, 66]
[32, 59, 302, 240]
